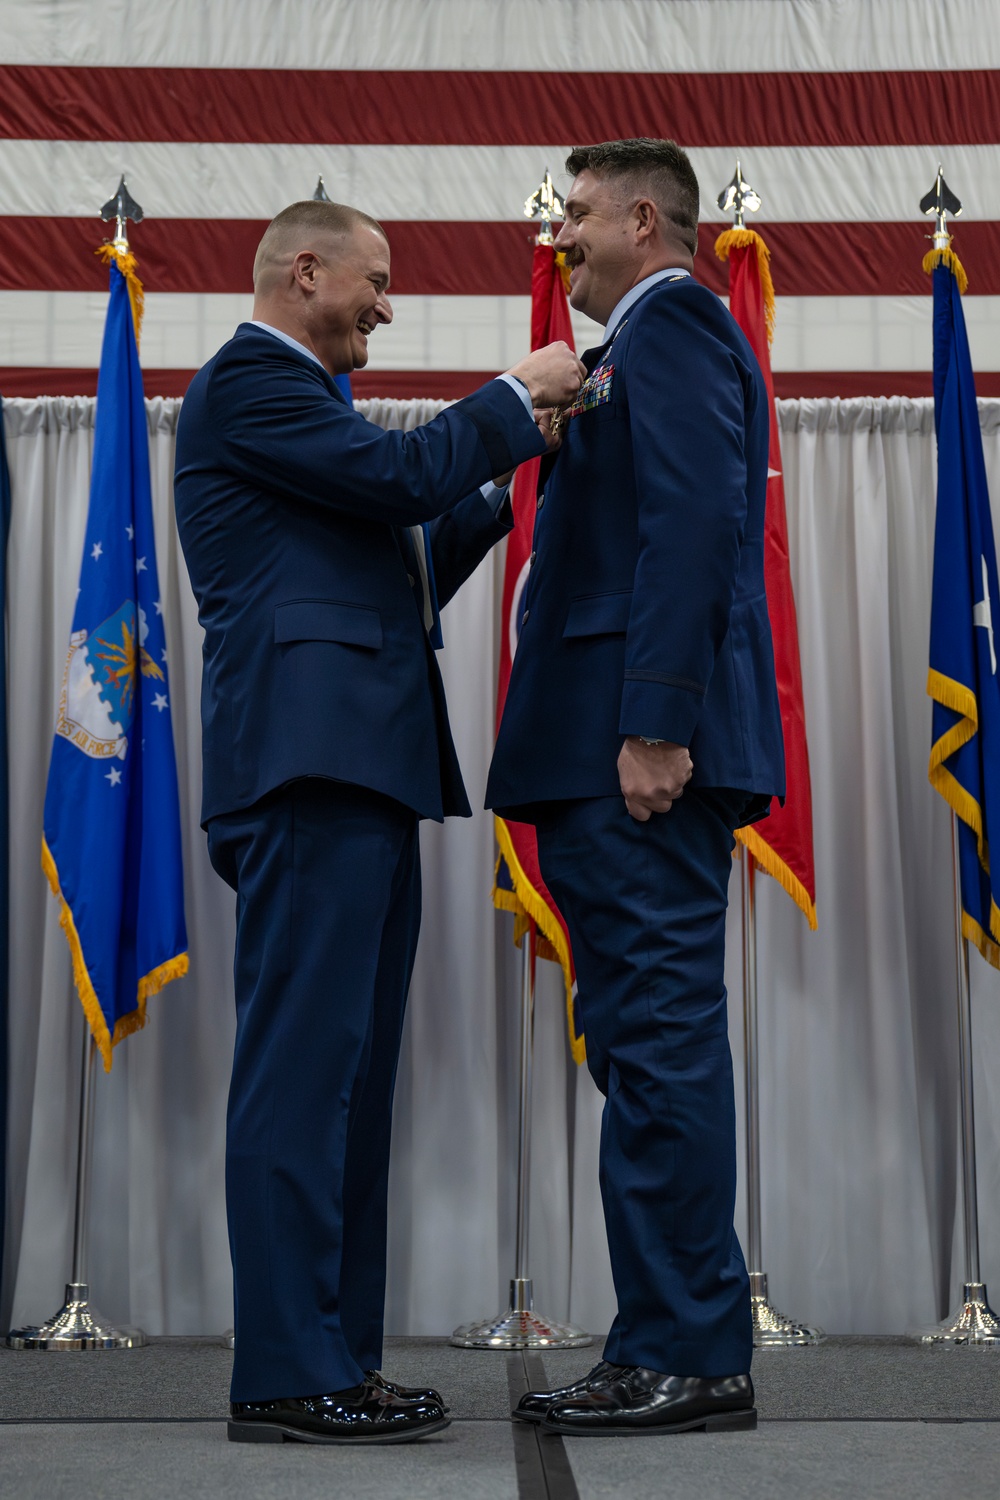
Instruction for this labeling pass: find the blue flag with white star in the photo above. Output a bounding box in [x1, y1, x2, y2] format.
[927, 260, 1000, 968]
[42, 258, 187, 1068]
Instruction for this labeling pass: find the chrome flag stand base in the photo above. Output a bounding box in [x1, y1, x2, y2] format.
[910, 820, 999, 1349]
[913, 1284, 1000, 1347]
[750, 1272, 824, 1347]
[451, 1278, 592, 1351]
[451, 937, 592, 1352]
[7, 1283, 143, 1350]
[7, 1033, 145, 1351]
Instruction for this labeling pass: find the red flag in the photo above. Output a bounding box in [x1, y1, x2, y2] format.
[716, 228, 817, 927]
[493, 241, 585, 1061]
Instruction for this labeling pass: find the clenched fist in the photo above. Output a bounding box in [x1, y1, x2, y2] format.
[507, 341, 586, 408]
[618, 737, 694, 822]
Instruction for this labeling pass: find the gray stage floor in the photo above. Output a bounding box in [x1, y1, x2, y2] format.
[1, 1336, 998, 1499]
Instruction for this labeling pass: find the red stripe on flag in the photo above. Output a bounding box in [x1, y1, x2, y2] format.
[3, 369, 1000, 400]
[1, 65, 998, 146]
[4, 220, 1000, 297]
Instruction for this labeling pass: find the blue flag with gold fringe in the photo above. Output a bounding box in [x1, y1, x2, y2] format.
[927, 258, 1000, 967]
[42, 254, 188, 1068]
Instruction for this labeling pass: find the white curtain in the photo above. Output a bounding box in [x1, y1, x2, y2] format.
[3, 394, 1000, 1339]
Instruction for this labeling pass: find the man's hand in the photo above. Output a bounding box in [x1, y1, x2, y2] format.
[508, 342, 585, 408]
[617, 737, 693, 822]
[533, 407, 562, 452]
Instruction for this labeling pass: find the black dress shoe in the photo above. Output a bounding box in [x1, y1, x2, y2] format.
[540, 1369, 755, 1435]
[228, 1379, 450, 1444]
[512, 1361, 625, 1423]
[366, 1368, 449, 1412]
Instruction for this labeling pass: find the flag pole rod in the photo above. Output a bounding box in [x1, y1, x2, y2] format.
[6, 1021, 143, 1350]
[740, 847, 823, 1346]
[952, 814, 981, 1285]
[513, 928, 536, 1285]
[69, 1030, 97, 1287]
[913, 815, 1000, 1344]
[450, 924, 591, 1349]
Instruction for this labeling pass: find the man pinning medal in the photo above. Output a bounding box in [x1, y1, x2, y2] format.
[174, 199, 584, 1444]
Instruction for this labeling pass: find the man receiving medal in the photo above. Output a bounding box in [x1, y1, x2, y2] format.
[488, 139, 786, 1436]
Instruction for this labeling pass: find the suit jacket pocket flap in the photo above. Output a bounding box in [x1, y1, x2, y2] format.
[274, 599, 383, 649]
[562, 590, 632, 639]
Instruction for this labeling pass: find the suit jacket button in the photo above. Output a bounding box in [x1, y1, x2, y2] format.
[407, 573, 416, 586]
[536, 493, 545, 511]
[529, 551, 537, 566]
[521, 609, 530, 625]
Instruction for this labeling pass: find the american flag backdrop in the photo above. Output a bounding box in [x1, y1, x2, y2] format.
[0, 0, 998, 398]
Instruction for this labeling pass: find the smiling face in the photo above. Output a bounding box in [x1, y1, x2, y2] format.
[301, 223, 393, 374]
[554, 169, 650, 326]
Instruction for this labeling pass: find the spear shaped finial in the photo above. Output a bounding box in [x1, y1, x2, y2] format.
[100, 175, 143, 252]
[920, 165, 963, 252]
[523, 169, 565, 246]
[312, 175, 331, 203]
[717, 161, 761, 230]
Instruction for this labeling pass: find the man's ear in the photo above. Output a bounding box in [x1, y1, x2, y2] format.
[291, 250, 320, 294]
[633, 198, 658, 245]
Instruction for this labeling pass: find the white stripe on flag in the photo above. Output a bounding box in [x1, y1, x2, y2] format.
[2, 291, 999, 373]
[1, 0, 996, 72]
[0, 140, 999, 225]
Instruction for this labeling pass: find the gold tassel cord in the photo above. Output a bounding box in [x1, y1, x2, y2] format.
[715, 227, 776, 347]
[95, 242, 145, 346]
[922, 243, 969, 296]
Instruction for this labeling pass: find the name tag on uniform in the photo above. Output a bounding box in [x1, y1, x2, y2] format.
[563, 363, 614, 420]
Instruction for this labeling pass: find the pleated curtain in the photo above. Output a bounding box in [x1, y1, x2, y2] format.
[2, 394, 1000, 1339]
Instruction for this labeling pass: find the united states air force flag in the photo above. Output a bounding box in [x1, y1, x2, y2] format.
[927, 259, 1000, 968]
[42, 258, 187, 1069]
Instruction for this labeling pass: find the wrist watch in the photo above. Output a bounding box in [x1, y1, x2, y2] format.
[638, 737, 664, 746]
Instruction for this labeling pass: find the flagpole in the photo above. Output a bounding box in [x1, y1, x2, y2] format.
[913, 814, 1000, 1345]
[451, 172, 590, 1352]
[740, 847, 823, 1346]
[451, 924, 591, 1349]
[910, 172, 999, 1347]
[7, 1027, 143, 1349]
[717, 160, 822, 1347]
[6, 178, 155, 1353]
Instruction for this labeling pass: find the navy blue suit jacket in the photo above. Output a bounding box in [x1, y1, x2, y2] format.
[487, 276, 785, 821]
[175, 324, 546, 825]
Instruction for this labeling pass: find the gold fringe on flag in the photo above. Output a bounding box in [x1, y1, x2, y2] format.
[715, 227, 776, 347]
[493, 817, 586, 1065]
[42, 837, 188, 1072]
[927, 666, 990, 875]
[963, 909, 1000, 971]
[96, 242, 145, 346]
[734, 824, 818, 929]
[922, 243, 969, 296]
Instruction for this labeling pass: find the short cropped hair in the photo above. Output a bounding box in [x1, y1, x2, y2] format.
[253, 200, 386, 284]
[565, 139, 700, 255]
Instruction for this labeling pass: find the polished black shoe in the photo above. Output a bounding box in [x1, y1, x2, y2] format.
[540, 1369, 756, 1435]
[366, 1368, 449, 1412]
[228, 1379, 451, 1444]
[512, 1361, 625, 1424]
